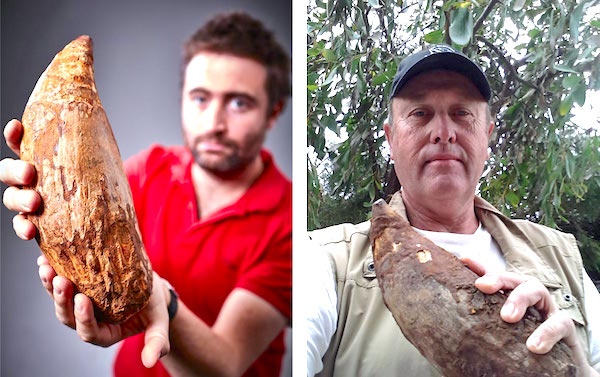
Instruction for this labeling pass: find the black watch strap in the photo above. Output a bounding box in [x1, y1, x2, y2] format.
[167, 286, 179, 321]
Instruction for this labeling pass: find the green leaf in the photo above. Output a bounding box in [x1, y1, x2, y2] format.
[332, 92, 342, 111]
[512, 0, 526, 11]
[572, 84, 586, 106]
[322, 115, 338, 133]
[504, 102, 521, 118]
[322, 49, 337, 62]
[373, 72, 391, 86]
[369, 183, 375, 200]
[439, 8, 446, 28]
[307, 21, 321, 33]
[559, 93, 574, 116]
[549, 8, 557, 49]
[565, 154, 574, 179]
[528, 28, 540, 38]
[449, 7, 473, 46]
[569, 2, 585, 41]
[424, 29, 444, 44]
[591, 20, 600, 28]
[308, 47, 321, 56]
[506, 191, 520, 206]
[322, 67, 339, 86]
[519, 89, 535, 102]
[307, 84, 319, 92]
[554, 64, 578, 74]
[442, 1, 455, 11]
[562, 74, 581, 89]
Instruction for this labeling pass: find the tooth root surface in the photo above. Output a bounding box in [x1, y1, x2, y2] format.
[369, 200, 577, 377]
[20, 36, 153, 324]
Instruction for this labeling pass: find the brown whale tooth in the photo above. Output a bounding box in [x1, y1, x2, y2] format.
[20, 35, 153, 324]
[370, 199, 577, 377]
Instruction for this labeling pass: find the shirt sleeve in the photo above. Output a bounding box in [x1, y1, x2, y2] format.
[306, 237, 338, 377]
[583, 271, 600, 371]
[235, 225, 292, 320]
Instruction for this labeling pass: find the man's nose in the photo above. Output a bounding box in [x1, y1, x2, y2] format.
[429, 113, 456, 144]
[203, 102, 227, 133]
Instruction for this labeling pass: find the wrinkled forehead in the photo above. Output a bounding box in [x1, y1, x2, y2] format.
[395, 69, 486, 102]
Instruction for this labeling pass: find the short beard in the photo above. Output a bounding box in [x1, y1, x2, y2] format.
[186, 130, 266, 175]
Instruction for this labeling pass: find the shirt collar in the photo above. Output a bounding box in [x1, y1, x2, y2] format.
[234, 149, 291, 214]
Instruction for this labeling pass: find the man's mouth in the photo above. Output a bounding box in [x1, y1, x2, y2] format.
[425, 154, 461, 164]
[198, 141, 229, 153]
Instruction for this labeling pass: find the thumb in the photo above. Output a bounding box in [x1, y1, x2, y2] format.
[141, 274, 171, 368]
[141, 322, 170, 368]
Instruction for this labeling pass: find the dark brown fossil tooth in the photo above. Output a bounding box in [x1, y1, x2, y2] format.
[370, 199, 577, 377]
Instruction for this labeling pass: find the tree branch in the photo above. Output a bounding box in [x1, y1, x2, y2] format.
[444, 10, 452, 45]
[473, 0, 501, 34]
[476, 36, 542, 93]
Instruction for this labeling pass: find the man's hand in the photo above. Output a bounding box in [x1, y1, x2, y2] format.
[463, 257, 599, 377]
[0, 119, 41, 240]
[38, 255, 171, 368]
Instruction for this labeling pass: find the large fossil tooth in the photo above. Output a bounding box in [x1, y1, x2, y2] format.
[370, 198, 577, 377]
[20, 35, 152, 324]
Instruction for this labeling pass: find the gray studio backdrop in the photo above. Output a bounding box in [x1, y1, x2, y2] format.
[0, 0, 292, 375]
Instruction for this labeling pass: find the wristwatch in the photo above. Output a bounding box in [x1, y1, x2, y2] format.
[163, 279, 179, 321]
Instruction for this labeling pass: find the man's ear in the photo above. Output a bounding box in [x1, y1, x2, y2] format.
[384, 122, 393, 142]
[486, 121, 494, 159]
[384, 122, 394, 161]
[266, 100, 285, 130]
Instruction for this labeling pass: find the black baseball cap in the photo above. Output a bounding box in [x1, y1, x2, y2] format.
[389, 44, 491, 101]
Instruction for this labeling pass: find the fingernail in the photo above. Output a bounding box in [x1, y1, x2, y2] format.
[75, 297, 84, 314]
[528, 335, 541, 349]
[54, 287, 62, 296]
[20, 197, 32, 212]
[501, 302, 516, 318]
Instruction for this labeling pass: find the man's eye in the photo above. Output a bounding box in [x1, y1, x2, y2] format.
[230, 98, 250, 110]
[192, 95, 207, 105]
[454, 109, 470, 117]
[411, 110, 428, 117]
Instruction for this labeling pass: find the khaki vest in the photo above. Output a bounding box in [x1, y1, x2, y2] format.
[310, 192, 588, 377]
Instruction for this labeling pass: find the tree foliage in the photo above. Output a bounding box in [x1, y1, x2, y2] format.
[307, 0, 600, 280]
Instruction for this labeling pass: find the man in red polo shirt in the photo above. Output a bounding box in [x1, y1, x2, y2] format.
[0, 12, 291, 377]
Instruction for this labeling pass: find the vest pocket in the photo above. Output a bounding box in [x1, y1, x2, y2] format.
[547, 286, 585, 326]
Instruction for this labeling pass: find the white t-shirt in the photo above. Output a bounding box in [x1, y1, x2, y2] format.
[305, 238, 338, 376]
[306, 223, 600, 375]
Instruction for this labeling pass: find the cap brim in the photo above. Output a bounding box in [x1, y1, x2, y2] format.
[391, 52, 491, 101]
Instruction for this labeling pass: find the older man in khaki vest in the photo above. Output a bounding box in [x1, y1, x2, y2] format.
[307, 45, 600, 377]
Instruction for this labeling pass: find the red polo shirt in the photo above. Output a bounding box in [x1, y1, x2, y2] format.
[113, 145, 292, 377]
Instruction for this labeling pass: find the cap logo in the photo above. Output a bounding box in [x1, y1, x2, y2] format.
[429, 45, 455, 54]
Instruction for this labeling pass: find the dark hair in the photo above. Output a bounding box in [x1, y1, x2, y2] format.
[183, 12, 291, 113]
